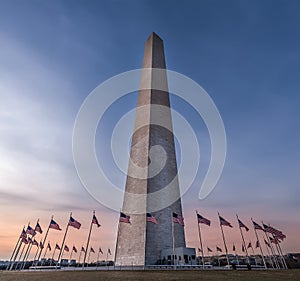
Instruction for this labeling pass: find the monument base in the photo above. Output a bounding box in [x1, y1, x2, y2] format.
[160, 247, 197, 265]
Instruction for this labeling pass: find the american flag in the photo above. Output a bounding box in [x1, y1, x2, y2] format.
[146, 213, 158, 224]
[64, 245, 69, 252]
[68, 216, 81, 229]
[242, 245, 245, 252]
[32, 239, 38, 247]
[216, 246, 222, 252]
[256, 240, 260, 248]
[253, 221, 264, 231]
[108, 248, 111, 255]
[119, 212, 130, 223]
[81, 246, 85, 253]
[198, 248, 202, 253]
[26, 225, 36, 236]
[238, 219, 249, 231]
[270, 237, 279, 244]
[72, 246, 77, 253]
[197, 213, 211, 226]
[207, 247, 213, 253]
[22, 237, 28, 244]
[47, 242, 51, 251]
[219, 215, 233, 227]
[264, 239, 270, 247]
[263, 224, 286, 239]
[172, 213, 184, 226]
[20, 229, 27, 239]
[90, 247, 95, 253]
[99, 248, 103, 254]
[247, 242, 252, 249]
[39, 241, 44, 249]
[55, 244, 60, 250]
[34, 222, 43, 234]
[49, 219, 62, 231]
[92, 214, 101, 227]
[28, 237, 32, 243]
[233, 244, 236, 251]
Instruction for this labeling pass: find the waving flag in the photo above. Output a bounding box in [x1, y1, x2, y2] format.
[32, 239, 38, 247]
[256, 240, 260, 248]
[68, 216, 81, 229]
[20, 229, 27, 239]
[34, 222, 43, 234]
[233, 244, 236, 251]
[92, 214, 101, 227]
[90, 247, 95, 253]
[64, 245, 69, 252]
[26, 225, 36, 236]
[119, 212, 130, 223]
[39, 241, 44, 249]
[216, 246, 222, 252]
[99, 248, 103, 254]
[253, 221, 264, 231]
[270, 237, 280, 244]
[108, 248, 112, 255]
[207, 247, 213, 253]
[238, 219, 249, 231]
[28, 237, 32, 244]
[55, 244, 60, 250]
[81, 246, 85, 253]
[72, 246, 77, 253]
[247, 242, 252, 249]
[198, 248, 202, 253]
[47, 242, 51, 251]
[146, 213, 158, 224]
[49, 219, 62, 231]
[219, 215, 233, 227]
[172, 213, 184, 226]
[197, 213, 211, 226]
[22, 237, 28, 244]
[242, 245, 245, 252]
[263, 224, 286, 239]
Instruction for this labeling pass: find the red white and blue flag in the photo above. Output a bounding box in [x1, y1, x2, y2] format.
[216, 246, 222, 252]
[108, 248, 112, 255]
[64, 245, 69, 252]
[22, 237, 28, 244]
[253, 221, 264, 231]
[90, 247, 95, 253]
[197, 213, 211, 226]
[119, 212, 130, 223]
[270, 237, 279, 244]
[39, 241, 44, 249]
[219, 215, 233, 227]
[99, 248, 103, 254]
[207, 247, 213, 253]
[28, 237, 32, 244]
[242, 244, 245, 252]
[146, 213, 158, 224]
[49, 219, 62, 231]
[68, 216, 81, 229]
[47, 242, 51, 251]
[55, 244, 60, 250]
[256, 240, 260, 248]
[34, 222, 43, 234]
[238, 219, 249, 231]
[263, 224, 286, 240]
[173, 213, 184, 226]
[81, 246, 85, 253]
[72, 246, 77, 253]
[233, 244, 236, 251]
[92, 214, 101, 227]
[20, 229, 27, 239]
[26, 225, 36, 236]
[32, 239, 38, 247]
[247, 242, 252, 249]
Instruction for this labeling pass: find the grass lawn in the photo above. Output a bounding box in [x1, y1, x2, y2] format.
[1, 270, 300, 281]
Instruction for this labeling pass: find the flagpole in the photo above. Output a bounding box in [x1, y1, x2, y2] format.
[6, 227, 23, 270]
[273, 239, 284, 269]
[262, 221, 279, 269]
[32, 243, 40, 264]
[78, 247, 83, 266]
[16, 243, 27, 270]
[50, 246, 57, 266]
[264, 239, 274, 268]
[83, 211, 94, 269]
[41, 241, 50, 266]
[9, 237, 23, 270]
[171, 210, 176, 269]
[87, 248, 91, 264]
[114, 210, 121, 267]
[276, 240, 288, 269]
[236, 214, 250, 265]
[57, 212, 71, 265]
[195, 210, 205, 269]
[96, 248, 100, 270]
[233, 245, 239, 265]
[251, 218, 267, 269]
[36, 215, 53, 264]
[68, 247, 74, 267]
[218, 212, 230, 267]
[249, 243, 258, 266]
[216, 248, 220, 267]
[21, 242, 33, 270]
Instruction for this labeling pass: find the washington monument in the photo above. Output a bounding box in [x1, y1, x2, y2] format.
[115, 32, 188, 266]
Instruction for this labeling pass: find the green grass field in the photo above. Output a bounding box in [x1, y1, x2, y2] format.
[1, 270, 300, 281]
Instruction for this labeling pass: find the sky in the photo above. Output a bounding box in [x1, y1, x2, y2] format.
[0, 0, 300, 260]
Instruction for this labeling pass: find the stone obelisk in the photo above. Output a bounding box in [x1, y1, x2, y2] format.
[114, 32, 186, 266]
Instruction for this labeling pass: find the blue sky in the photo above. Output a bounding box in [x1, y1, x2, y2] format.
[0, 0, 299, 259]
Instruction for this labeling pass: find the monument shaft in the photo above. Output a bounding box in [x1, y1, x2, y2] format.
[115, 32, 186, 266]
